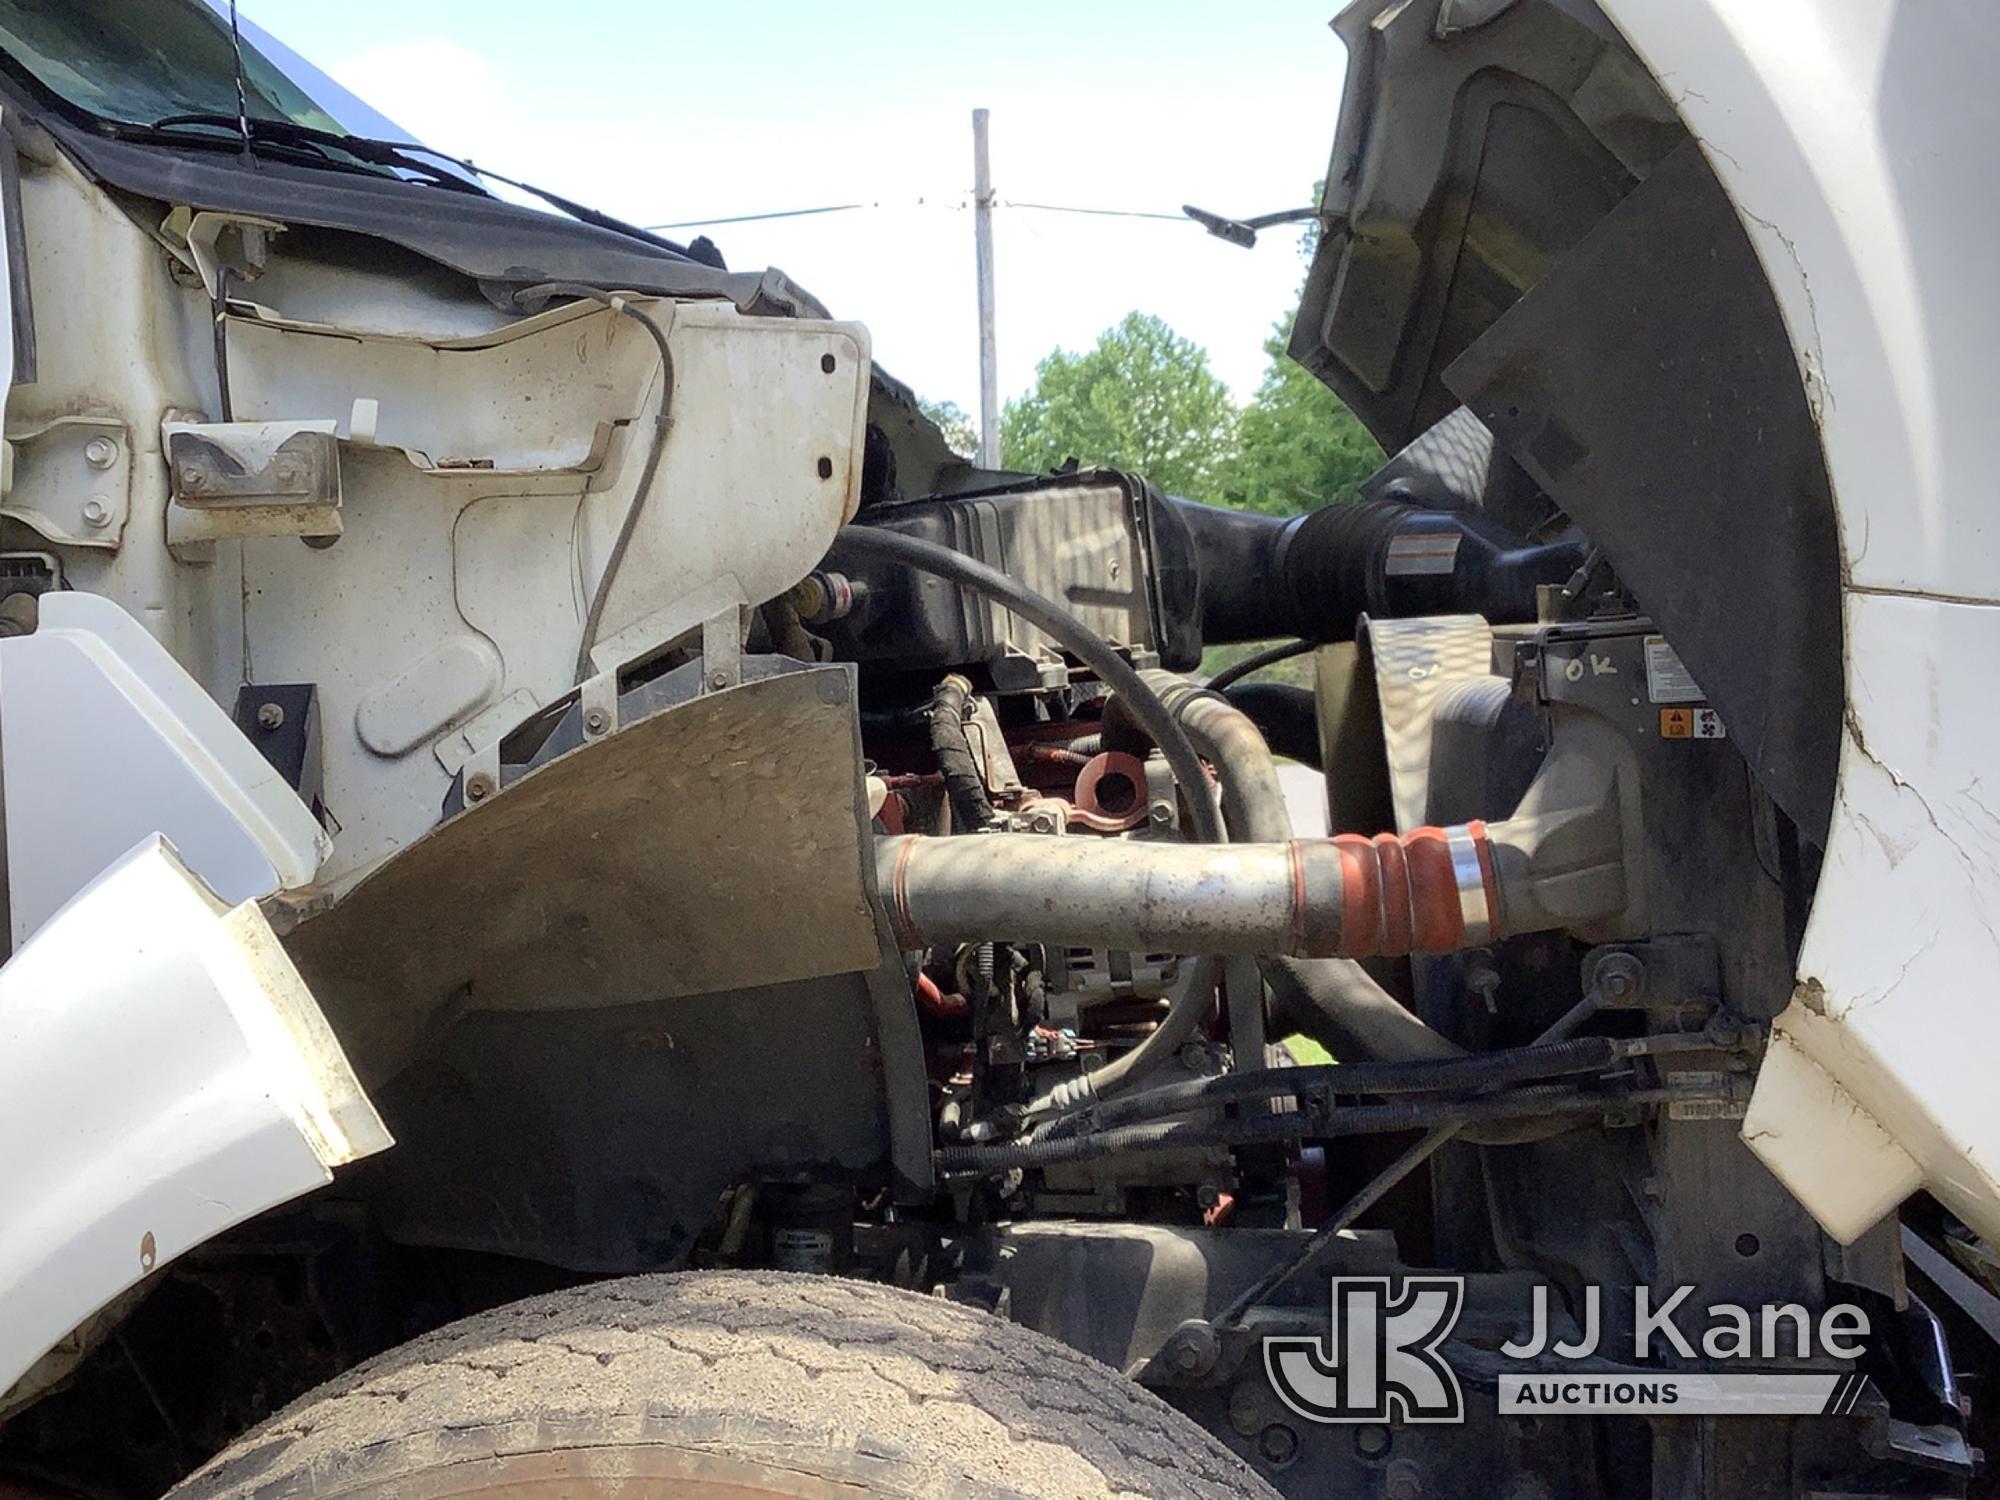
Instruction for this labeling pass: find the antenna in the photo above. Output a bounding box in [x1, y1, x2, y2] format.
[226, 0, 251, 153]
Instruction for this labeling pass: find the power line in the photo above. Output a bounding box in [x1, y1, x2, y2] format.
[1000, 200, 1188, 222]
[640, 196, 1238, 232]
[643, 201, 871, 230]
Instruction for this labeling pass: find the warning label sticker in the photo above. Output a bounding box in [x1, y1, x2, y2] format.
[1665, 1070, 1747, 1120]
[1384, 529, 1462, 577]
[1660, 707, 1727, 740]
[1644, 635, 1704, 704]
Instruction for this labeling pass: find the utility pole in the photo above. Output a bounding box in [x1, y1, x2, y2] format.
[972, 107, 999, 469]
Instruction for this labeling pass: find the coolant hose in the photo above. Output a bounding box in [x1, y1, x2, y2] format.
[1137, 672, 1463, 1063]
[1223, 682, 1322, 769]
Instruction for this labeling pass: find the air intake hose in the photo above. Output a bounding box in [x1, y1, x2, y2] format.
[1172, 497, 1584, 645]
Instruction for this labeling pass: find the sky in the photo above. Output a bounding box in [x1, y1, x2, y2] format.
[233, 0, 1351, 420]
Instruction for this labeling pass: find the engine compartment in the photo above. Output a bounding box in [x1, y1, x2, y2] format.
[1, 1, 1994, 1497]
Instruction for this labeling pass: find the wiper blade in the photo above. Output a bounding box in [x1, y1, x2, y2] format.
[133, 113, 483, 193]
[90, 116, 449, 187]
[136, 114, 686, 254]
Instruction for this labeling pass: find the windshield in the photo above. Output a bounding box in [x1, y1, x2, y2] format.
[0, 0, 344, 135]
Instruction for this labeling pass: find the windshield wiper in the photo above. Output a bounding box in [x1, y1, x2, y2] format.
[131, 113, 687, 254]
[130, 113, 484, 192]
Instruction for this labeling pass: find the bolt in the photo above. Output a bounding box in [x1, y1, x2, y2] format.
[179, 465, 207, 491]
[464, 772, 496, 804]
[81, 498, 111, 528]
[1227, 1384, 1266, 1438]
[274, 462, 301, 486]
[1596, 952, 1644, 1003]
[83, 436, 117, 468]
[709, 669, 730, 690]
[1355, 1425, 1390, 1459]
[255, 702, 285, 731]
[1385, 1461, 1424, 1500]
[1164, 1323, 1219, 1378]
[1148, 802, 1174, 828]
[1257, 1424, 1300, 1468]
[1465, 952, 1502, 1014]
[582, 707, 610, 735]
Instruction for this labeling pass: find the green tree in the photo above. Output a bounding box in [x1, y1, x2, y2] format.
[1223, 185, 1381, 516]
[919, 397, 980, 460]
[1001, 312, 1238, 507]
[1223, 317, 1382, 516]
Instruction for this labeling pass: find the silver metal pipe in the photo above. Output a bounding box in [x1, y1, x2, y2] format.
[879, 833, 1345, 958]
[1136, 670, 1466, 1064]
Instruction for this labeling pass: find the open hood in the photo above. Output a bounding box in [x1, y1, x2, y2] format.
[1291, 0, 1843, 849]
[1292, 0, 1685, 455]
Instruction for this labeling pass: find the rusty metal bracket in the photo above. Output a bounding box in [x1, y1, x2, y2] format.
[165, 419, 342, 551]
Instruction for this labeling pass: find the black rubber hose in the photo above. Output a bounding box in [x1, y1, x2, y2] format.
[1138, 669, 1462, 1064]
[941, 1112, 1307, 1171]
[927, 674, 997, 830]
[1080, 1035, 1640, 1128]
[939, 1086, 1633, 1172]
[1173, 497, 1410, 645]
[1206, 638, 1315, 692]
[837, 525, 1223, 1099]
[1266, 956, 1467, 1063]
[1222, 681, 1322, 768]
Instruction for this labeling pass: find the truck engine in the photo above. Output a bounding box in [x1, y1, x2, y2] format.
[0, 2, 1994, 1499]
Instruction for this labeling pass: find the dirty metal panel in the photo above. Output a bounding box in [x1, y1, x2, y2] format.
[281, 665, 879, 1082]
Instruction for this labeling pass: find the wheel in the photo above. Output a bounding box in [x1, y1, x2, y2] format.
[165, 1270, 1278, 1500]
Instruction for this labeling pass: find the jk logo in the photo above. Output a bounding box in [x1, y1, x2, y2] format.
[1266, 1276, 1466, 1424]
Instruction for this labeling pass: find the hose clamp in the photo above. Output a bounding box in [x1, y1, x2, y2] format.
[1445, 825, 1493, 947]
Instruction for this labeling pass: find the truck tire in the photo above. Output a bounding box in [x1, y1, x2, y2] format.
[165, 1270, 1277, 1500]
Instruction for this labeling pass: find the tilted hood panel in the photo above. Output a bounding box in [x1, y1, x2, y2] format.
[1292, 0, 1683, 455]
